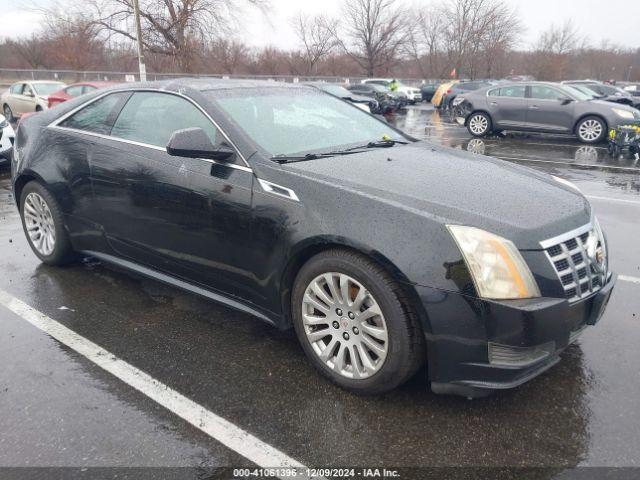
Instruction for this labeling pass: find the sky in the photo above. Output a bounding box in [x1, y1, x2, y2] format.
[1, 0, 639, 50]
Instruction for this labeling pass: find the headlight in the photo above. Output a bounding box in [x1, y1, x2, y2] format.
[0, 118, 7, 129]
[452, 97, 465, 106]
[552, 175, 581, 192]
[612, 108, 635, 119]
[447, 226, 541, 300]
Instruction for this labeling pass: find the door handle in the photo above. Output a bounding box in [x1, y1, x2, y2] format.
[529, 105, 539, 109]
[490, 102, 498, 106]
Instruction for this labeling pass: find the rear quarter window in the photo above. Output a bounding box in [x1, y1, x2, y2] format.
[58, 92, 130, 135]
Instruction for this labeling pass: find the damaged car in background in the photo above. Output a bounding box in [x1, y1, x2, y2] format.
[454, 82, 640, 144]
[11, 79, 615, 397]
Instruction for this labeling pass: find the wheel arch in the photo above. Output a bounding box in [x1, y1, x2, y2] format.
[13, 171, 46, 211]
[279, 237, 433, 336]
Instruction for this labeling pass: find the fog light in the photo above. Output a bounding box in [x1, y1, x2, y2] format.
[488, 342, 555, 368]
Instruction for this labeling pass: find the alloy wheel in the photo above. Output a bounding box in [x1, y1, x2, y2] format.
[469, 114, 489, 135]
[23, 192, 56, 256]
[301, 272, 389, 379]
[578, 119, 603, 142]
[3, 105, 12, 121]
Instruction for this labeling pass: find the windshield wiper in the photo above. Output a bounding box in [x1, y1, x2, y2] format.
[271, 139, 409, 164]
[339, 139, 409, 152]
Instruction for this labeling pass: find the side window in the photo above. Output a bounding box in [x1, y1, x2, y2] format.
[66, 85, 84, 97]
[498, 86, 526, 98]
[83, 85, 97, 94]
[111, 92, 218, 148]
[10, 84, 22, 94]
[23, 84, 34, 96]
[59, 92, 129, 135]
[488, 88, 500, 97]
[530, 86, 564, 100]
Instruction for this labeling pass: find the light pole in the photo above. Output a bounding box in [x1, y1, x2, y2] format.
[627, 66, 633, 83]
[132, 0, 147, 82]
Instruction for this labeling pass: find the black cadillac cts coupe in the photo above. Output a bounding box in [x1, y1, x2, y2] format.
[11, 79, 615, 397]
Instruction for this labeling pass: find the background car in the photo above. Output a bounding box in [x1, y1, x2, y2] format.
[1, 81, 66, 121]
[455, 82, 640, 144]
[306, 82, 379, 114]
[563, 81, 640, 109]
[362, 78, 422, 104]
[0, 113, 15, 165]
[347, 83, 398, 113]
[420, 81, 439, 103]
[47, 81, 117, 109]
[441, 80, 498, 111]
[431, 80, 459, 108]
[621, 84, 640, 97]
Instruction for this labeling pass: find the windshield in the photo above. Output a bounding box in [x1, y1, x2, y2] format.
[566, 85, 597, 99]
[319, 85, 351, 97]
[206, 87, 405, 157]
[560, 85, 591, 101]
[32, 82, 65, 96]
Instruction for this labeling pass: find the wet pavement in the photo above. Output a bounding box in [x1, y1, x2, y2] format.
[1, 106, 640, 474]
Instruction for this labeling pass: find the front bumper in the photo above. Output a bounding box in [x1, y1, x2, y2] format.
[416, 273, 616, 397]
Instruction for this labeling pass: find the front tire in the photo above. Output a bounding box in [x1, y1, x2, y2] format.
[291, 249, 425, 395]
[467, 112, 492, 137]
[19, 181, 76, 266]
[576, 116, 606, 144]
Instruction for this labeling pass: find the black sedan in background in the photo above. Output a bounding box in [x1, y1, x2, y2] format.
[306, 82, 380, 114]
[455, 82, 640, 143]
[12, 79, 614, 397]
[347, 83, 399, 113]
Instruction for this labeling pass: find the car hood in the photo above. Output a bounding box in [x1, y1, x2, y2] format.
[284, 143, 591, 250]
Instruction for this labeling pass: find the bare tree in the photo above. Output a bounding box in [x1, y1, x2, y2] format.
[530, 20, 582, 80]
[79, 0, 268, 72]
[333, 0, 410, 77]
[43, 14, 104, 72]
[8, 34, 50, 69]
[206, 38, 250, 74]
[292, 13, 337, 75]
[437, 0, 522, 79]
[407, 9, 446, 78]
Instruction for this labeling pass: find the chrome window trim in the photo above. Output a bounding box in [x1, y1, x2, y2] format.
[47, 87, 252, 171]
[539, 221, 593, 250]
[48, 125, 252, 173]
[257, 179, 300, 202]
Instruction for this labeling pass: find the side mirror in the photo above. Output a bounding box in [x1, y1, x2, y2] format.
[24, 90, 35, 98]
[166, 127, 235, 161]
[560, 97, 573, 105]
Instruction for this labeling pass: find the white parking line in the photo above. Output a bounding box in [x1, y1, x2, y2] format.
[585, 195, 640, 206]
[0, 288, 315, 479]
[496, 155, 640, 172]
[620, 275, 640, 285]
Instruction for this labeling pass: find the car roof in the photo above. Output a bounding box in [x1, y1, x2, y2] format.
[70, 78, 319, 97]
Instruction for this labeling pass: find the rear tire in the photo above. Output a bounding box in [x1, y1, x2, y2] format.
[576, 116, 606, 144]
[467, 112, 492, 137]
[19, 181, 76, 266]
[291, 249, 425, 395]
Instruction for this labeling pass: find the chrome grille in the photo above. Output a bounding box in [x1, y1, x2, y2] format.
[541, 223, 607, 303]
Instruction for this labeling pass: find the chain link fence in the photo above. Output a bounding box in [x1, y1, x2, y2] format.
[0, 68, 434, 88]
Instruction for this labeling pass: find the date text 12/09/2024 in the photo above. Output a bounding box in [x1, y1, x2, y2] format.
[233, 468, 401, 478]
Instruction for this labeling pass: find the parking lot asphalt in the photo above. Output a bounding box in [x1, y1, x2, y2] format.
[1, 105, 639, 475]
